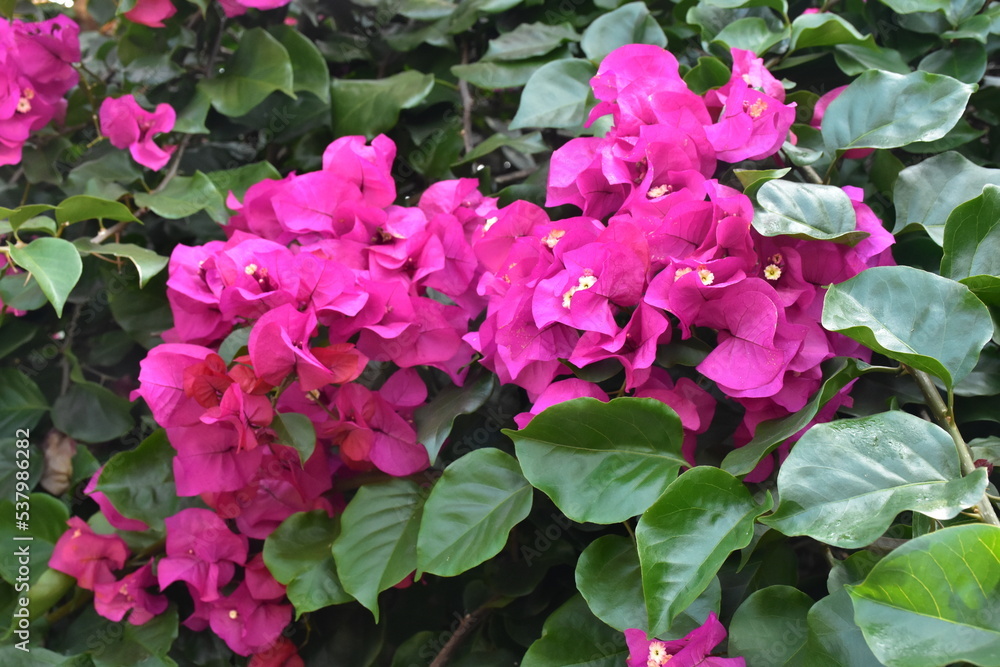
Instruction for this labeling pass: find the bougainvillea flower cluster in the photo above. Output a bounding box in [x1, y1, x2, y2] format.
[99, 94, 177, 170]
[0, 15, 80, 166]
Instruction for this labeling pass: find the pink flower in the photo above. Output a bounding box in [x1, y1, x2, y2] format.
[99, 94, 176, 170]
[705, 82, 795, 162]
[205, 582, 293, 656]
[157, 508, 248, 602]
[625, 613, 745, 667]
[49, 517, 129, 590]
[124, 0, 177, 27]
[93, 563, 168, 625]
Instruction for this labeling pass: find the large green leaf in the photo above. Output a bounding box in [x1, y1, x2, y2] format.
[55, 196, 138, 225]
[752, 180, 867, 245]
[789, 12, 867, 51]
[712, 18, 790, 55]
[8, 237, 83, 317]
[199, 28, 295, 117]
[722, 359, 888, 477]
[72, 239, 168, 289]
[0, 369, 48, 434]
[331, 70, 434, 138]
[580, 2, 667, 63]
[919, 39, 987, 84]
[940, 184, 1000, 282]
[637, 466, 773, 636]
[893, 152, 1000, 244]
[482, 22, 579, 61]
[269, 25, 331, 103]
[52, 381, 133, 444]
[505, 397, 686, 524]
[509, 59, 597, 130]
[763, 411, 987, 547]
[821, 70, 974, 153]
[848, 524, 1000, 667]
[414, 372, 495, 463]
[97, 429, 189, 531]
[729, 585, 813, 666]
[331, 479, 425, 620]
[806, 588, 883, 667]
[451, 51, 567, 90]
[263, 510, 352, 618]
[520, 595, 628, 667]
[134, 171, 226, 222]
[416, 448, 531, 577]
[822, 265, 994, 387]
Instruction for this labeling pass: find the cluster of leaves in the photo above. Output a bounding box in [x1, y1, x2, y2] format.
[2, 0, 1000, 666]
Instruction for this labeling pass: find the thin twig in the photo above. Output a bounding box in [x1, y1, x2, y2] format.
[801, 164, 824, 185]
[428, 604, 492, 667]
[494, 167, 537, 185]
[458, 41, 475, 156]
[907, 366, 1000, 527]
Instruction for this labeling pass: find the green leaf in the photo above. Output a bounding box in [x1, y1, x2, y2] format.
[806, 588, 883, 667]
[0, 369, 48, 434]
[878, 0, 949, 13]
[72, 240, 168, 289]
[637, 466, 773, 635]
[52, 381, 133, 444]
[204, 162, 281, 203]
[455, 131, 547, 165]
[940, 184, 1000, 282]
[452, 49, 571, 89]
[722, 358, 887, 477]
[919, 39, 987, 84]
[821, 70, 975, 153]
[682, 56, 732, 95]
[509, 59, 597, 130]
[331, 479, 425, 621]
[575, 535, 646, 632]
[848, 524, 1000, 667]
[0, 493, 68, 585]
[902, 117, 985, 154]
[416, 448, 532, 577]
[790, 12, 868, 51]
[834, 42, 912, 76]
[0, 438, 43, 502]
[134, 171, 226, 222]
[331, 70, 435, 138]
[580, 2, 667, 63]
[414, 372, 494, 464]
[822, 265, 994, 387]
[520, 595, 628, 667]
[199, 28, 295, 117]
[763, 411, 988, 547]
[8, 237, 83, 317]
[505, 397, 686, 524]
[74, 604, 178, 667]
[269, 25, 331, 104]
[482, 22, 579, 61]
[263, 510, 352, 618]
[704, 0, 788, 15]
[271, 412, 317, 465]
[218, 326, 251, 364]
[752, 180, 868, 245]
[729, 586, 813, 666]
[713, 18, 790, 56]
[173, 87, 211, 134]
[734, 167, 790, 198]
[55, 195, 139, 225]
[97, 430, 188, 531]
[894, 152, 1000, 244]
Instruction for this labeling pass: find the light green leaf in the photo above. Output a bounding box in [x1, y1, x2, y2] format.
[331, 70, 435, 138]
[834, 42, 911, 76]
[638, 467, 773, 635]
[482, 22, 579, 61]
[452, 51, 569, 89]
[55, 195, 138, 225]
[821, 70, 975, 153]
[509, 59, 597, 131]
[683, 56, 732, 95]
[134, 171, 226, 222]
[848, 524, 1000, 667]
[331, 479, 425, 621]
[0, 494, 68, 586]
[204, 162, 281, 203]
[455, 131, 547, 165]
[763, 411, 988, 547]
[734, 167, 790, 198]
[580, 2, 667, 63]
[940, 184, 1000, 281]
[416, 448, 532, 577]
[919, 39, 987, 84]
[752, 180, 868, 245]
[72, 239, 168, 288]
[414, 372, 495, 464]
[8, 237, 83, 317]
[713, 18, 790, 55]
[505, 397, 686, 524]
[790, 12, 868, 51]
[199, 28, 295, 117]
[806, 588, 883, 667]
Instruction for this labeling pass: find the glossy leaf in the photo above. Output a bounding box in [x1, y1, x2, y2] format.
[894, 152, 1000, 244]
[940, 184, 1000, 282]
[520, 595, 628, 667]
[806, 588, 883, 667]
[580, 2, 667, 63]
[97, 430, 188, 531]
[918, 39, 987, 84]
[683, 56, 732, 95]
[637, 466, 773, 635]
[821, 70, 974, 153]
[505, 397, 686, 524]
[482, 22, 579, 61]
[205, 162, 282, 203]
[713, 18, 790, 55]
[575, 534, 645, 633]
[734, 167, 790, 198]
[0, 369, 48, 434]
[52, 381, 133, 444]
[72, 239, 168, 288]
[822, 265, 994, 387]
[790, 12, 867, 51]
[414, 372, 495, 463]
[416, 448, 532, 577]
[331, 479, 425, 621]
[270, 24, 331, 103]
[729, 585, 813, 665]
[331, 70, 434, 137]
[455, 131, 547, 165]
[848, 524, 1000, 667]
[752, 180, 867, 245]
[509, 59, 597, 130]
[54, 195, 138, 225]
[763, 411, 988, 547]
[271, 412, 317, 465]
[263, 510, 352, 618]
[452, 53, 565, 90]
[199, 28, 295, 117]
[8, 237, 82, 317]
[134, 171, 226, 222]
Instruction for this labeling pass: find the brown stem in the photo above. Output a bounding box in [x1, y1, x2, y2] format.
[907, 366, 1000, 527]
[428, 605, 492, 667]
